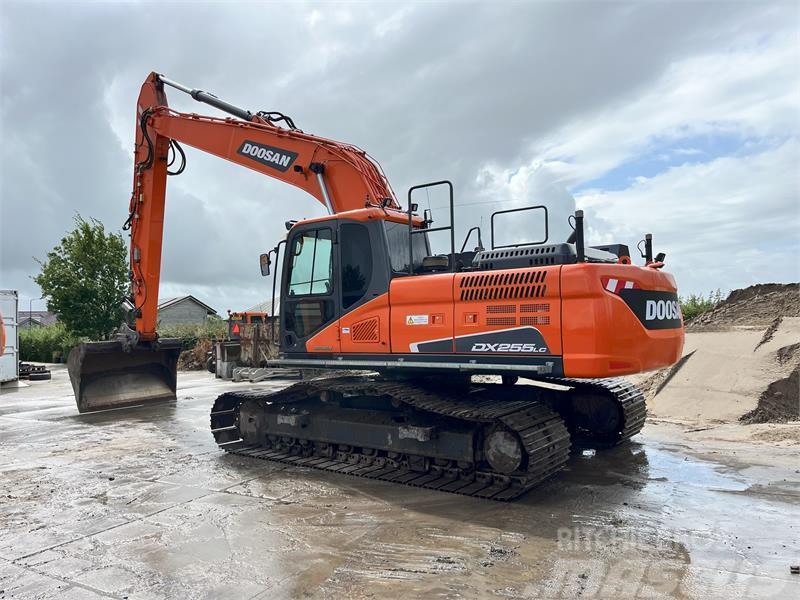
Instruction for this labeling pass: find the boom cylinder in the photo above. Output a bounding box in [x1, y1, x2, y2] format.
[158, 75, 254, 121]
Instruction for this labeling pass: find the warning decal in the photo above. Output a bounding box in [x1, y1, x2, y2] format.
[406, 315, 429, 326]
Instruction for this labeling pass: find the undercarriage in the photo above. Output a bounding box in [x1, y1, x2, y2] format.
[210, 376, 645, 501]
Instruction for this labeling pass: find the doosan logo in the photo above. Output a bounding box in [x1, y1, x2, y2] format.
[237, 141, 298, 172]
[645, 299, 681, 321]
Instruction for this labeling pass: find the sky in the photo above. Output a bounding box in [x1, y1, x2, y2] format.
[1, 1, 798, 317]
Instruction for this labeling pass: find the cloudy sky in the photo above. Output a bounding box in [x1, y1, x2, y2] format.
[1, 1, 798, 317]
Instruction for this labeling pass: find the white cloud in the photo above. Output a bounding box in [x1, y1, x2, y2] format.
[535, 31, 800, 185]
[576, 140, 800, 295]
[471, 163, 576, 246]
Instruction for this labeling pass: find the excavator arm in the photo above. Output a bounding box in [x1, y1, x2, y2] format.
[68, 72, 400, 412]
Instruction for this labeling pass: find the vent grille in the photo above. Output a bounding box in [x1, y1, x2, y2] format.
[521, 316, 550, 326]
[486, 305, 516, 314]
[459, 270, 548, 301]
[520, 303, 550, 313]
[351, 317, 379, 343]
[476, 245, 560, 269]
[482, 246, 558, 259]
[486, 317, 516, 326]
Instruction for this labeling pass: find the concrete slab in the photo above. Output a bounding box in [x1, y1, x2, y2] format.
[0, 367, 798, 599]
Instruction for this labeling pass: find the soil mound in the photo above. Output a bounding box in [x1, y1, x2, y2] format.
[633, 282, 799, 425]
[687, 283, 799, 331]
[740, 364, 800, 424]
[177, 338, 212, 371]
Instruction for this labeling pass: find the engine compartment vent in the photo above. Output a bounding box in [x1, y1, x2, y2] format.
[486, 317, 516, 326]
[520, 316, 550, 326]
[520, 303, 550, 313]
[486, 305, 516, 314]
[473, 243, 575, 270]
[459, 270, 547, 301]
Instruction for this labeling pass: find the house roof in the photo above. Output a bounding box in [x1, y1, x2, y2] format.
[157, 296, 217, 315]
[243, 300, 280, 315]
[18, 310, 58, 326]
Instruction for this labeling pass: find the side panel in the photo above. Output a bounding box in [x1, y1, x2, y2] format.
[453, 266, 562, 356]
[560, 263, 684, 377]
[390, 274, 455, 353]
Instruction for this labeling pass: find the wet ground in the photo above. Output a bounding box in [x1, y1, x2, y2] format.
[1, 367, 798, 599]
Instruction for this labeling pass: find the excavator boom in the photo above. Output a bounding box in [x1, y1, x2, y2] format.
[68, 72, 399, 412]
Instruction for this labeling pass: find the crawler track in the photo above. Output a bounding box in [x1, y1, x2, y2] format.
[210, 376, 646, 500]
[211, 378, 571, 501]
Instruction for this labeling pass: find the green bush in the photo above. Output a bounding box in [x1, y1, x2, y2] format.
[680, 289, 723, 322]
[19, 324, 83, 363]
[157, 318, 228, 351]
[17, 318, 229, 362]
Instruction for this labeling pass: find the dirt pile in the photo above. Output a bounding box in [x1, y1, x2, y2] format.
[177, 338, 212, 370]
[740, 365, 800, 424]
[687, 283, 799, 331]
[634, 283, 799, 427]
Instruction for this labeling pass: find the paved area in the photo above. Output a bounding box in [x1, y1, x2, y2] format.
[1, 366, 798, 599]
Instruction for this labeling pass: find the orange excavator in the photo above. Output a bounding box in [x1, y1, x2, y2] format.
[68, 73, 684, 500]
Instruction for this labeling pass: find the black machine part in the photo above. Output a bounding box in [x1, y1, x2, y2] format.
[472, 242, 618, 271]
[210, 376, 645, 501]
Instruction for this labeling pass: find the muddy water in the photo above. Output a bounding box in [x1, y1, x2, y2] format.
[0, 368, 798, 599]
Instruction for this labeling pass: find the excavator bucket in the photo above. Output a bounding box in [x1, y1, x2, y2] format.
[67, 339, 182, 413]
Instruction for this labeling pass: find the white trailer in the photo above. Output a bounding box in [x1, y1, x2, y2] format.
[1, 290, 19, 383]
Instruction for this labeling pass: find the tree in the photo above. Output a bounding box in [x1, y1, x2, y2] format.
[34, 215, 128, 340]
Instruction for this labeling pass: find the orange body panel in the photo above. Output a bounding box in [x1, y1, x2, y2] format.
[389, 274, 455, 353]
[303, 261, 683, 379]
[453, 266, 562, 355]
[339, 294, 391, 353]
[301, 308, 341, 353]
[560, 263, 684, 377]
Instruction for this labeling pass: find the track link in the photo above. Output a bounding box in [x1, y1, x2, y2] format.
[211, 378, 571, 501]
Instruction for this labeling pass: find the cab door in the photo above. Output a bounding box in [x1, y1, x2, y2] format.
[280, 222, 340, 354]
[338, 220, 391, 353]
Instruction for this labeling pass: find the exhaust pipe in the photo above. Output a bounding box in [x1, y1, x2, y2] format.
[68, 338, 181, 413]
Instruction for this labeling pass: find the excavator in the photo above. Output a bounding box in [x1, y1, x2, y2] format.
[68, 73, 684, 500]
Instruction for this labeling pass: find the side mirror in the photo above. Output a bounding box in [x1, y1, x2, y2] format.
[259, 252, 271, 277]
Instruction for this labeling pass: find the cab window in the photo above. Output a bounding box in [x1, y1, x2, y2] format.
[340, 223, 373, 309]
[288, 228, 333, 296]
[384, 221, 429, 274]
